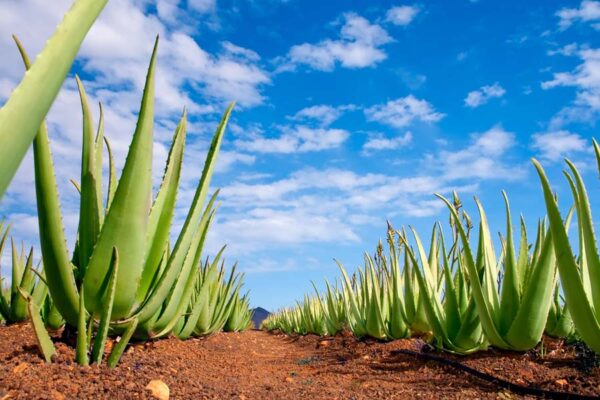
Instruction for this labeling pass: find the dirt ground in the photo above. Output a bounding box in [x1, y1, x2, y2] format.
[0, 323, 598, 399]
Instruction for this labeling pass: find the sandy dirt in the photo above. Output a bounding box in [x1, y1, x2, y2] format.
[0, 323, 598, 399]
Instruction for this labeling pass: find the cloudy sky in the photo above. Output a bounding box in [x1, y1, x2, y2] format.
[0, 0, 598, 311]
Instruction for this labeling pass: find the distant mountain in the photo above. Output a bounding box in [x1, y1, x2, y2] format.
[251, 307, 270, 329]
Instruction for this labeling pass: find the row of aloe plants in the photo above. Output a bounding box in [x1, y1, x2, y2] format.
[264, 141, 598, 355]
[0, 0, 253, 367]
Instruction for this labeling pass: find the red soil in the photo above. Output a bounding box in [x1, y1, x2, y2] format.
[0, 323, 598, 399]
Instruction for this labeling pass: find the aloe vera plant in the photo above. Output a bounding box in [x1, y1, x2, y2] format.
[437, 192, 558, 351]
[0, 221, 48, 324]
[0, 0, 108, 199]
[311, 280, 346, 335]
[402, 219, 486, 354]
[183, 256, 245, 337]
[224, 293, 253, 332]
[534, 138, 600, 353]
[15, 35, 235, 366]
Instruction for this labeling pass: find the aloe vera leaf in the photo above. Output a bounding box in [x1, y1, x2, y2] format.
[411, 227, 437, 291]
[402, 244, 416, 322]
[0, 285, 10, 321]
[10, 239, 23, 300]
[505, 228, 556, 350]
[533, 159, 600, 353]
[12, 248, 36, 320]
[0, 0, 108, 198]
[437, 194, 510, 349]
[46, 301, 65, 331]
[136, 111, 187, 304]
[563, 173, 593, 299]
[12, 36, 81, 325]
[145, 104, 233, 312]
[75, 76, 101, 273]
[442, 252, 461, 340]
[30, 271, 49, 308]
[594, 138, 600, 175]
[104, 137, 117, 211]
[23, 289, 55, 363]
[515, 217, 529, 292]
[565, 159, 600, 315]
[498, 192, 521, 336]
[473, 199, 501, 318]
[86, 314, 94, 348]
[177, 270, 207, 339]
[75, 284, 89, 366]
[95, 103, 105, 226]
[427, 227, 440, 289]
[83, 38, 158, 319]
[91, 247, 118, 364]
[107, 318, 138, 368]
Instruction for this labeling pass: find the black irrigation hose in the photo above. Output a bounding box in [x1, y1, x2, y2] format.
[390, 349, 598, 400]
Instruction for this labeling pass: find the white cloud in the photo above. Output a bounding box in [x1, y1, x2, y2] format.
[188, 0, 217, 14]
[214, 208, 360, 249]
[386, 5, 420, 26]
[433, 125, 525, 181]
[278, 12, 392, 72]
[365, 95, 444, 128]
[531, 131, 588, 161]
[542, 48, 600, 126]
[235, 126, 349, 153]
[363, 132, 413, 151]
[208, 167, 470, 254]
[464, 82, 506, 108]
[557, 1, 600, 30]
[547, 43, 579, 57]
[290, 104, 355, 126]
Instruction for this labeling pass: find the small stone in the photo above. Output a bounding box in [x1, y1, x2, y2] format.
[285, 377, 294, 383]
[12, 363, 28, 374]
[318, 340, 329, 348]
[555, 379, 568, 387]
[146, 379, 170, 400]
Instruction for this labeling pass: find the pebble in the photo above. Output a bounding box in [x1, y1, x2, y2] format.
[146, 379, 170, 400]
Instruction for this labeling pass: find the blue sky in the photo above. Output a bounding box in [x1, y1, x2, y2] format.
[0, 0, 599, 311]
